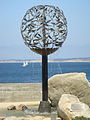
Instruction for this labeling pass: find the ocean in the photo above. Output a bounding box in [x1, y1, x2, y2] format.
[0, 62, 90, 83]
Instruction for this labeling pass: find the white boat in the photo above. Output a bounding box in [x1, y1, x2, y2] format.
[22, 61, 29, 67]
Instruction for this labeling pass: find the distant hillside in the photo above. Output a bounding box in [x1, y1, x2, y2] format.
[52, 57, 90, 62]
[53, 57, 90, 60]
[0, 57, 90, 63]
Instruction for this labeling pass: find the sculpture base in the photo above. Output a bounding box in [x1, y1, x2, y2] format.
[38, 101, 51, 113]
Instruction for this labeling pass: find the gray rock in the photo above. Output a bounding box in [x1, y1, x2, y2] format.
[7, 105, 16, 110]
[57, 94, 90, 120]
[48, 72, 90, 107]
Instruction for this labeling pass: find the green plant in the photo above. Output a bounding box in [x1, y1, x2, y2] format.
[73, 116, 90, 120]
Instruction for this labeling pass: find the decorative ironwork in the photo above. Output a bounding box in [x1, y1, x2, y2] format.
[21, 5, 67, 55]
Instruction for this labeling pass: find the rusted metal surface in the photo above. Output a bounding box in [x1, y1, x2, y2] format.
[21, 5, 67, 55]
[31, 48, 58, 55]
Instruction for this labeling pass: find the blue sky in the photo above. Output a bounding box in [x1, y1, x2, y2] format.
[0, 0, 90, 60]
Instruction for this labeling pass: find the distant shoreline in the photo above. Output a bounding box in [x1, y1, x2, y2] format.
[0, 59, 90, 63]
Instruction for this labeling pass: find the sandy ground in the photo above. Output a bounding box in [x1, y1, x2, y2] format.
[0, 101, 40, 109]
[0, 83, 42, 102]
[0, 83, 60, 120]
[0, 101, 59, 120]
[0, 83, 46, 118]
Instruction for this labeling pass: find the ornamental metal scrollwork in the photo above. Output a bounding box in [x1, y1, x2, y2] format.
[21, 5, 67, 55]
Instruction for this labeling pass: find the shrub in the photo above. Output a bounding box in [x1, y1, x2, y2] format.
[73, 116, 90, 120]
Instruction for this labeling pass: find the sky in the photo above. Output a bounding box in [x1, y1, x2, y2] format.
[0, 0, 90, 60]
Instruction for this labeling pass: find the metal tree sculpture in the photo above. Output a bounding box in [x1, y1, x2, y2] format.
[21, 5, 67, 112]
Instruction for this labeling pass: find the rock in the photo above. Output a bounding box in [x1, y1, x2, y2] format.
[16, 104, 28, 111]
[57, 94, 90, 120]
[48, 72, 90, 107]
[0, 117, 5, 120]
[7, 105, 16, 110]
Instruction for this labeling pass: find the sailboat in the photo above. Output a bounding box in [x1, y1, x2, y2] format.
[22, 61, 29, 67]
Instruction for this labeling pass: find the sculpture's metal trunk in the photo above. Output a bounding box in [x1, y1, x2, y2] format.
[42, 7, 48, 101]
[42, 55, 48, 101]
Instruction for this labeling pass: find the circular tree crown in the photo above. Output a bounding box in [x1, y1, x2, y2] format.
[21, 5, 67, 55]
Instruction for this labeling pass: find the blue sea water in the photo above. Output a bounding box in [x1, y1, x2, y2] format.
[0, 62, 90, 83]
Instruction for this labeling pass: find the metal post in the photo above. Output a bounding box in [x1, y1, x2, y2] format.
[38, 54, 51, 112]
[42, 55, 48, 101]
[41, 6, 48, 101]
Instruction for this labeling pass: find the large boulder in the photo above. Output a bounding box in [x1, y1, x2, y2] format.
[48, 72, 90, 107]
[57, 94, 90, 120]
